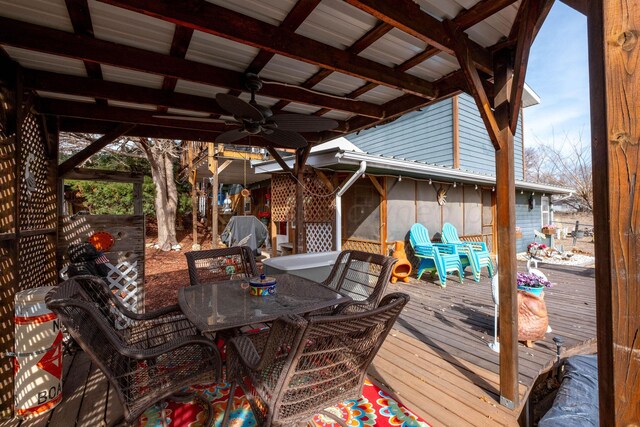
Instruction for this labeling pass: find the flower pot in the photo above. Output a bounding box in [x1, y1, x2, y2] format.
[517, 285, 544, 297]
[515, 231, 523, 239]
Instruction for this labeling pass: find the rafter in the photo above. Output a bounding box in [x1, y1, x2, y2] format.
[445, 21, 501, 150]
[159, 25, 195, 101]
[509, 0, 554, 133]
[39, 99, 230, 131]
[64, 0, 105, 105]
[97, 0, 438, 99]
[0, 17, 385, 119]
[58, 123, 135, 176]
[343, 0, 493, 74]
[245, 0, 322, 75]
[58, 118, 225, 141]
[453, 0, 520, 29]
[270, 21, 394, 112]
[560, 0, 586, 15]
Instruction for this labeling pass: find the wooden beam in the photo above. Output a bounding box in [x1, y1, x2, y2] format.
[38, 99, 230, 132]
[270, 20, 393, 112]
[64, 0, 106, 105]
[217, 160, 233, 174]
[588, 0, 640, 423]
[315, 169, 334, 192]
[343, 0, 493, 74]
[208, 142, 219, 248]
[23, 69, 226, 115]
[58, 117, 225, 141]
[245, 0, 321, 74]
[560, 0, 587, 15]
[58, 123, 135, 177]
[445, 21, 502, 150]
[368, 175, 384, 196]
[97, 0, 439, 99]
[188, 143, 198, 248]
[452, 95, 460, 168]
[508, 0, 554, 133]
[62, 168, 144, 183]
[293, 148, 308, 254]
[0, 17, 385, 118]
[266, 147, 293, 174]
[158, 25, 195, 113]
[453, 0, 520, 29]
[493, 48, 518, 410]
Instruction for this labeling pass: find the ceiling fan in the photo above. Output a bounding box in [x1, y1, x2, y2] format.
[155, 74, 339, 149]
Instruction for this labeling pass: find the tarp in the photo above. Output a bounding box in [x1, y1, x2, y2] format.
[539, 354, 599, 426]
[221, 215, 268, 253]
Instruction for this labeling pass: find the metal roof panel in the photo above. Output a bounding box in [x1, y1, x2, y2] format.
[295, 0, 378, 50]
[312, 72, 366, 97]
[259, 54, 321, 85]
[0, 0, 73, 32]
[100, 65, 164, 89]
[88, 0, 174, 55]
[204, 0, 296, 26]
[359, 28, 426, 68]
[186, 30, 260, 72]
[2, 46, 87, 76]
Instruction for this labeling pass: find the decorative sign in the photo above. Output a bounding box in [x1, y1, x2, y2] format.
[437, 186, 447, 206]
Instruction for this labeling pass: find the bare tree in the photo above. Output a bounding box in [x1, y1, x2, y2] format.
[524, 133, 593, 212]
[138, 138, 180, 250]
[60, 133, 182, 251]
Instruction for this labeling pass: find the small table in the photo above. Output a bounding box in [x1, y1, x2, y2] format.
[178, 274, 351, 334]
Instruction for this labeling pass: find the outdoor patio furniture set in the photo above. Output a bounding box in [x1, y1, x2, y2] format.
[410, 223, 494, 287]
[45, 248, 408, 426]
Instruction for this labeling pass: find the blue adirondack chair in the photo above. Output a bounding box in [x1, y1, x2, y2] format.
[441, 223, 494, 282]
[409, 223, 463, 288]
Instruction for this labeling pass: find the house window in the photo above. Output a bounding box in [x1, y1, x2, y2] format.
[541, 196, 551, 226]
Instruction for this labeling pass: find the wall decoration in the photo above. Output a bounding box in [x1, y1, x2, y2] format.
[437, 186, 448, 206]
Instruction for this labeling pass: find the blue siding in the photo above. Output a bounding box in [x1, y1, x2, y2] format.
[515, 193, 542, 253]
[458, 94, 525, 179]
[347, 99, 454, 166]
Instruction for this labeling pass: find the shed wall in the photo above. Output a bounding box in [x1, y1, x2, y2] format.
[515, 192, 542, 253]
[347, 99, 454, 166]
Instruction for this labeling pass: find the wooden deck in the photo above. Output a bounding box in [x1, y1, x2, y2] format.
[1, 263, 596, 427]
[370, 263, 597, 426]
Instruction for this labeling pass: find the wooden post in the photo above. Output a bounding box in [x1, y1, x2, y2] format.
[452, 95, 460, 168]
[588, 0, 640, 423]
[493, 48, 519, 410]
[294, 165, 304, 254]
[187, 142, 198, 248]
[270, 218, 278, 257]
[207, 142, 218, 248]
[133, 181, 143, 216]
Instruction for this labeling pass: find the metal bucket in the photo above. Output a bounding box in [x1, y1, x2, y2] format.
[14, 286, 63, 418]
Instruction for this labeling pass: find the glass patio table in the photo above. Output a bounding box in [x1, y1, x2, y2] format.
[178, 273, 351, 333]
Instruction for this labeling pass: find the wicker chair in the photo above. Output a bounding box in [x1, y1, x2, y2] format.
[321, 250, 397, 311]
[225, 292, 410, 427]
[67, 275, 197, 342]
[46, 281, 222, 426]
[185, 246, 259, 286]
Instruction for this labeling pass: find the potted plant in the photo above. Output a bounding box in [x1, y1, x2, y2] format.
[517, 272, 552, 297]
[515, 226, 522, 239]
[541, 224, 558, 235]
[527, 242, 547, 258]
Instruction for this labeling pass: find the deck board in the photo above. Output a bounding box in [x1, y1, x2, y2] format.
[0, 263, 596, 427]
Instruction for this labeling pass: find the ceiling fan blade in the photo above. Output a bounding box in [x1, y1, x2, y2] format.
[152, 115, 227, 123]
[216, 128, 248, 143]
[261, 129, 308, 149]
[269, 114, 339, 132]
[215, 93, 263, 122]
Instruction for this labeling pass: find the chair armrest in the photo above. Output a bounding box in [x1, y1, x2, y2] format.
[127, 304, 184, 320]
[332, 300, 372, 314]
[413, 245, 437, 256]
[433, 243, 457, 255]
[121, 334, 219, 361]
[466, 241, 488, 252]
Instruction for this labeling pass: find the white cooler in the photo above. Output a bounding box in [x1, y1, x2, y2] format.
[14, 286, 63, 418]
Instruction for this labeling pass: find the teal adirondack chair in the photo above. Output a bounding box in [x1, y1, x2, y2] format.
[441, 223, 494, 282]
[409, 223, 463, 288]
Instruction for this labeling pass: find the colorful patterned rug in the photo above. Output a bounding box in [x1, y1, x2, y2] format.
[138, 378, 431, 427]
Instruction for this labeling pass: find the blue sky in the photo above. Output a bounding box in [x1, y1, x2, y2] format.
[523, 2, 590, 148]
